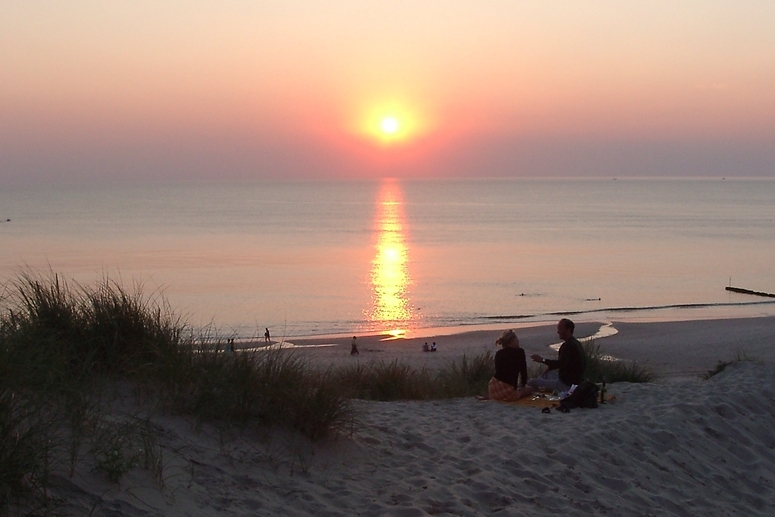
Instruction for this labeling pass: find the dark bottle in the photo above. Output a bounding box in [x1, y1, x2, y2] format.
[600, 379, 607, 404]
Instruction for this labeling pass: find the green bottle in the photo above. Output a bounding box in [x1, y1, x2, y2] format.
[600, 378, 607, 404]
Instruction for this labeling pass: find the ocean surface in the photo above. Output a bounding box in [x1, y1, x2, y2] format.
[2, 178, 775, 338]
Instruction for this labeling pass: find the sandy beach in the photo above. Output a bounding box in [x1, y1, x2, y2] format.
[51, 316, 775, 516]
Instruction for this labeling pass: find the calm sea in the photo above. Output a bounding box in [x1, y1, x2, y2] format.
[2, 178, 774, 338]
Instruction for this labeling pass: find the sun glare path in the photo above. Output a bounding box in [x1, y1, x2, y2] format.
[368, 180, 414, 331]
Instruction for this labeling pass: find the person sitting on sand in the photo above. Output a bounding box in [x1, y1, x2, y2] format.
[528, 318, 586, 393]
[483, 330, 533, 401]
[423, 342, 430, 352]
[431, 342, 437, 352]
[350, 336, 359, 355]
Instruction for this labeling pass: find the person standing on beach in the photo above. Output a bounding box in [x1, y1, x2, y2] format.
[264, 328, 271, 343]
[528, 318, 586, 393]
[350, 336, 359, 355]
[483, 330, 533, 401]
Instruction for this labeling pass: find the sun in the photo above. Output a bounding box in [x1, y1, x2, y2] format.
[353, 100, 431, 146]
[381, 117, 399, 134]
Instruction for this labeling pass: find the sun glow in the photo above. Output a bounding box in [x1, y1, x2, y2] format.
[356, 100, 429, 145]
[381, 117, 399, 134]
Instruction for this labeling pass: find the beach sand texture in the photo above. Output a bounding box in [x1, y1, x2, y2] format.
[49, 318, 775, 516]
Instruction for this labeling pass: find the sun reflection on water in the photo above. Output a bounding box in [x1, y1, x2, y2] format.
[368, 179, 414, 332]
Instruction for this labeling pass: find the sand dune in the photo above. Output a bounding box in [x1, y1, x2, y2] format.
[53, 358, 775, 516]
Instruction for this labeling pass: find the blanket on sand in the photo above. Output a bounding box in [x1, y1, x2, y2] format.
[483, 392, 615, 408]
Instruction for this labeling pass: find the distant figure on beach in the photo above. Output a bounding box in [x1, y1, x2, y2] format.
[264, 328, 271, 343]
[528, 318, 586, 393]
[350, 336, 359, 355]
[229, 338, 235, 353]
[481, 330, 532, 401]
[422, 342, 430, 352]
[431, 342, 437, 352]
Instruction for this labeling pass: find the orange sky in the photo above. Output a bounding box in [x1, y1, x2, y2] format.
[2, 1, 774, 182]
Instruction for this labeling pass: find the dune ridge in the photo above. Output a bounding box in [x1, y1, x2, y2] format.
[51, 360, 774, 517]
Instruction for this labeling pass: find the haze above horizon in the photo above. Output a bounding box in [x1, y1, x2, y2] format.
[2, 1, 774, 184]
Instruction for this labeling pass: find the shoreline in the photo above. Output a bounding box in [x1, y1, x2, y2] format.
[274, 315, 775, 380]
[247, 299, 775, 343]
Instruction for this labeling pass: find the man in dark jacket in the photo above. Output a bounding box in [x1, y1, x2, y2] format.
[528, 318, 586, 392]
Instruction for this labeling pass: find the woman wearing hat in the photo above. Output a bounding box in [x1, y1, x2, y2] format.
[486, 330, 533, 401]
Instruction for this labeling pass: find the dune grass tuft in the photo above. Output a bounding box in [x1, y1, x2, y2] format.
[0, 272, 351, 439]
[330, 352, 494, 401]
[583, 340, 654, 383]
[0, 390, 52, 513]
[701, 352, 749, 380]
[174, 346, 352, 440]
[0, 272, 184, 392]
[333, 360, 435, 400]
[0, 272, 352, 513]
[435, 352, 494, 398]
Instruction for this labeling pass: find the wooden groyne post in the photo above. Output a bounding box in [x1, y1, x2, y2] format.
[725, 286, 775, 299]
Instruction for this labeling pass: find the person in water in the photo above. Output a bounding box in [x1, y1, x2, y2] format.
[485, 330, 533, 401]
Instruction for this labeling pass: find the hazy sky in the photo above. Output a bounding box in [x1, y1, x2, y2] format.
[2, 1, 774, 183]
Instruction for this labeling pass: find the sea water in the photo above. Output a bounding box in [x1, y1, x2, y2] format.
[1, 178, 774, 338]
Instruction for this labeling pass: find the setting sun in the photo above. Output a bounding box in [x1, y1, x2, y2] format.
[352, 100, 432, 146]
[381, 117, 399, 134]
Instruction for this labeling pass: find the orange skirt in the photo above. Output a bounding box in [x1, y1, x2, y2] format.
[488, 377, 532, 402]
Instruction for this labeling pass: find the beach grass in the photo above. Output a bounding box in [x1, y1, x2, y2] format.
[331, 352, 494, 401]
[0, 389, 52, 514]
[0, 273, 352, 512]
[701, 352, 749, 380]
[583, 340, 654, 383]
[0, 272, 184, 393]
[0, 273, 351, 437]
[174, 345, 351, 441]
[435, 352, 494, 398]
[333, 360, 438, 400]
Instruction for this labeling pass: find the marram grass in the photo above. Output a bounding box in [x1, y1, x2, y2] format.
[330, 352, 494, 401]
[0, 272, 352, 513]
[582, 340, 654, 384]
